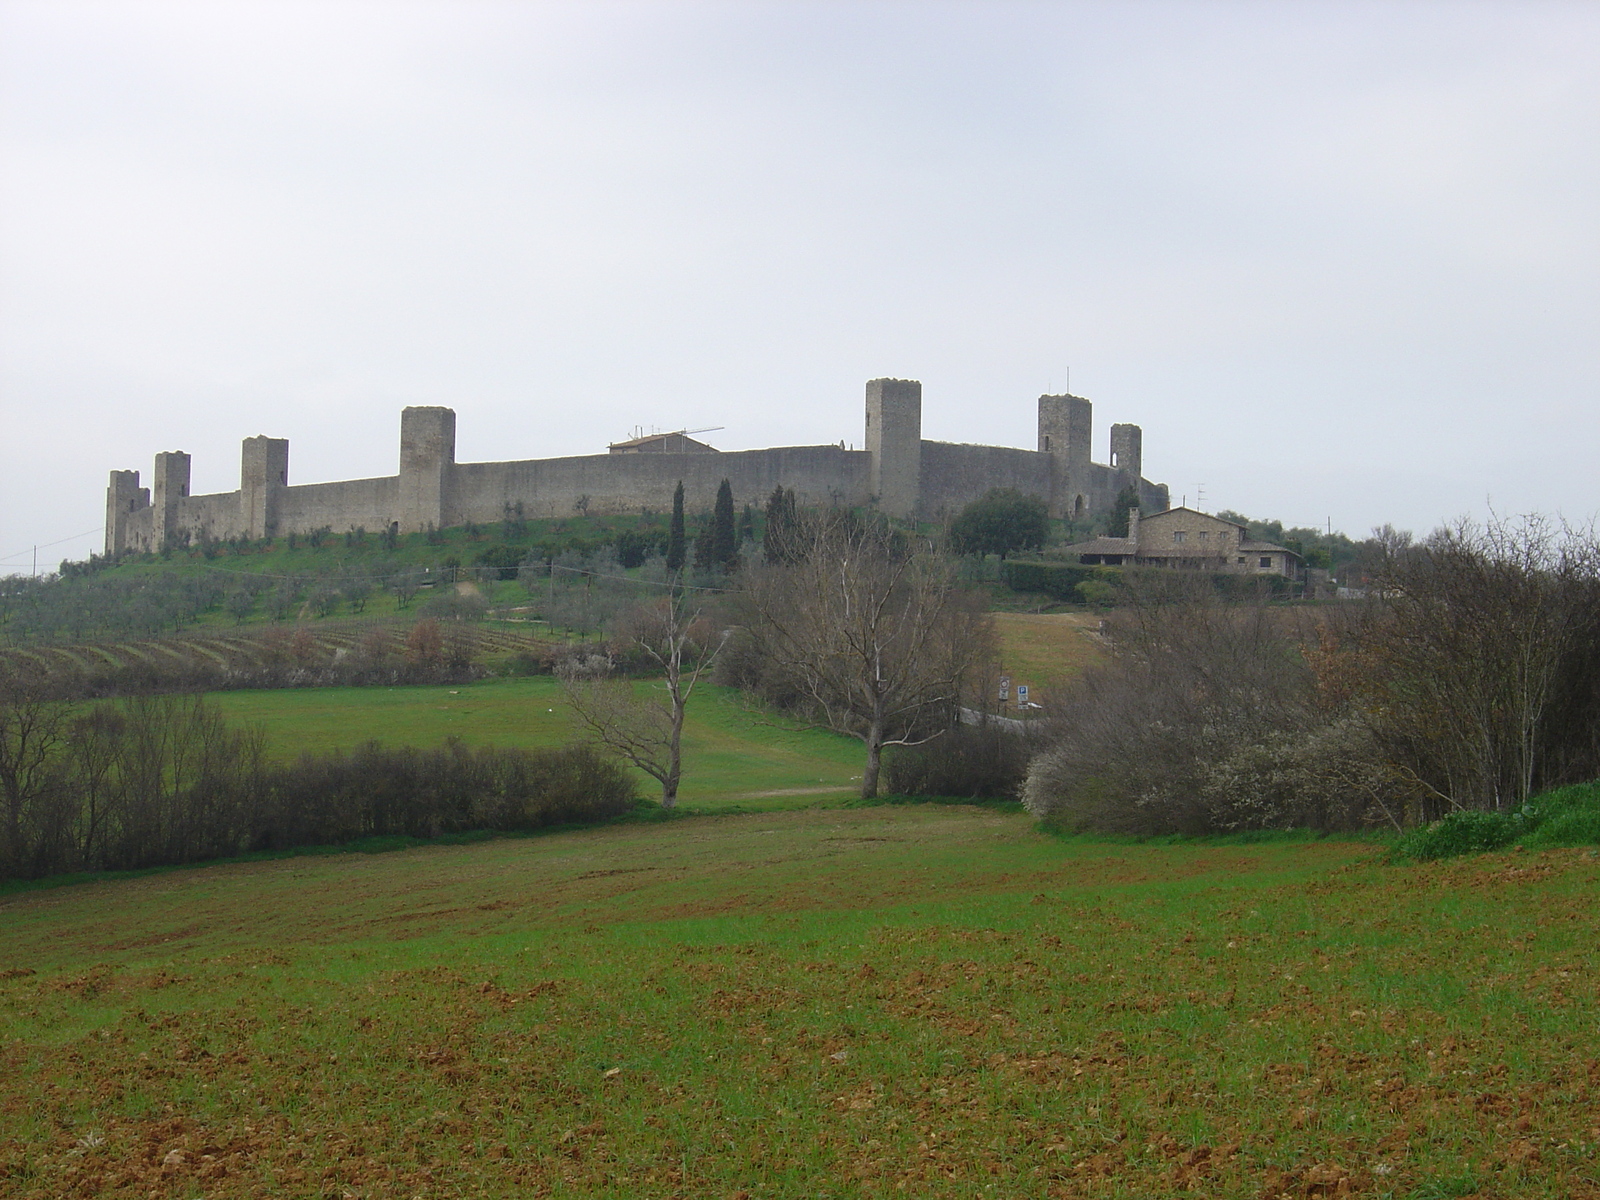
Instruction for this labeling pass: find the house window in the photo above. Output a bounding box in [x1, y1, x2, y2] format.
[1043, 435, 1051, 452]
[1259, 556, 1272, 569]
[1172, 531, 1187, 543]
[1198, 530, 1209, 541]
[1237, 556, 1246, 564]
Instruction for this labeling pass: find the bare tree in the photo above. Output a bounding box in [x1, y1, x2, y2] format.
[737, 515, 995, 798]
[1363, 514, 1600, 814]
[0, 666, 69, 878]
[558, 587, 726, 808]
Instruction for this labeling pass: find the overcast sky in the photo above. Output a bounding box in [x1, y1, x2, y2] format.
[2, 0, 1596, 572]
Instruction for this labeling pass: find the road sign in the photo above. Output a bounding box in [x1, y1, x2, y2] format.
[1017, 685, 1029, 703]
[999, 676, 1011, 701]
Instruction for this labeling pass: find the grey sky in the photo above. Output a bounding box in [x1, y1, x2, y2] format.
[2, 0, 1596, 571]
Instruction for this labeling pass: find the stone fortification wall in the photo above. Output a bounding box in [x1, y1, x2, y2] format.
[277, 477, 399, 535]
[179, 492, 247, 542]
[452, 445, 869, 522]
[103, 378, 1169, 554]
[917, 442, 1052, 519]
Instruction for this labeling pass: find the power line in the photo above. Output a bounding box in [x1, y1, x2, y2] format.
[0, 525, 106, 566]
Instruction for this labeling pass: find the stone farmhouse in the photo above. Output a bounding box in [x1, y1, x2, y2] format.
[1061, 507, 1303, 579]
[104, 378, 1170, 556]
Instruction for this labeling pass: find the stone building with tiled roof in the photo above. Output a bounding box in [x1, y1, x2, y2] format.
[1061, 506, 1302, 579]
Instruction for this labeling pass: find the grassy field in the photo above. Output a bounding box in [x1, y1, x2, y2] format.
[989, 613, 1107, 707]
[206, 679, 867, 809]
[1, 810, 1596, 1198]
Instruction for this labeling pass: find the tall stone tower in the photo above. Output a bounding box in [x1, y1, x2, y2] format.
[105, 470, 147, 556]
[398, 407, 456, 533]
[1037, 394, 1091, 520]
[865, 379, 922, 520]
[151, 451, 191, 549]
[240, 435, 289, 540]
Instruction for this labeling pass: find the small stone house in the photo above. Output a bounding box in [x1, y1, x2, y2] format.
[1061, 506, 1303, 579]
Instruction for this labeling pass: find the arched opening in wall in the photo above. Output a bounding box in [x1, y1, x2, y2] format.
[1110, 450, 1119, 468]
[1073, 495, 1086, 519]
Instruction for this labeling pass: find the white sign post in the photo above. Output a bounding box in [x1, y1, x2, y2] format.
[998, 675, 1011, 705]
[1017, 684, 1029, 706]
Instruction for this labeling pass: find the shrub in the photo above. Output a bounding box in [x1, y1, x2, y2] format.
[1389, 809, 1532, 862]
[1388, 782, 1600, 861]
[884, 723, 1035, 800]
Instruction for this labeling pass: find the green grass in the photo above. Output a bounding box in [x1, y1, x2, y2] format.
[2, 810, 1596, 1197]
[207, 678, 866, 810]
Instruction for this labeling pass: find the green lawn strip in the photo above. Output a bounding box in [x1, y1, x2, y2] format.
[204, 679, 864, 810]
[1, 813, 1593, 1197]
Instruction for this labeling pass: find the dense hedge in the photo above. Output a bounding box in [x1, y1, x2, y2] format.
[0, 691, 638, 882]
[884, 723, 1036, 800]
[1000, 561, 1292, 603]
[998, 561, 1098, 599]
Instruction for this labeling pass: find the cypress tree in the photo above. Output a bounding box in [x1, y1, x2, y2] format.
[763, 485, 798, 564]
[666, 481, 686, 571]
[711, 479, 737, 570]
[736, 503, 754, 549]
[1106, 483, 1141, 539]
[692, 522, 715, 571]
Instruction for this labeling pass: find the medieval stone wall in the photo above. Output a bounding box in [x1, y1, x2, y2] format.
[104, 378, 1168, 554]
[451, 445, 869, 523]
[917, 442, 1051, 519]
[278, 477, 399, 535]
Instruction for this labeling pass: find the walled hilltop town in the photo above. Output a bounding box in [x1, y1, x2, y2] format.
[103, 378, 1169, 556]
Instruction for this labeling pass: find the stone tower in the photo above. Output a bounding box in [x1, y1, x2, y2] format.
[865, 378, 922, 520]
[1037, 394, 1092, 519]
[398, 406, 456, 533]
[1109, 423, 1142, 487]
[151, 451, 191, 549]
[240, 435, 289, 540]
[105, 470, 147, 557]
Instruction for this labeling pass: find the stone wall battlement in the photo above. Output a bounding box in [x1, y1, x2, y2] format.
[105, 379, 1169, 554]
